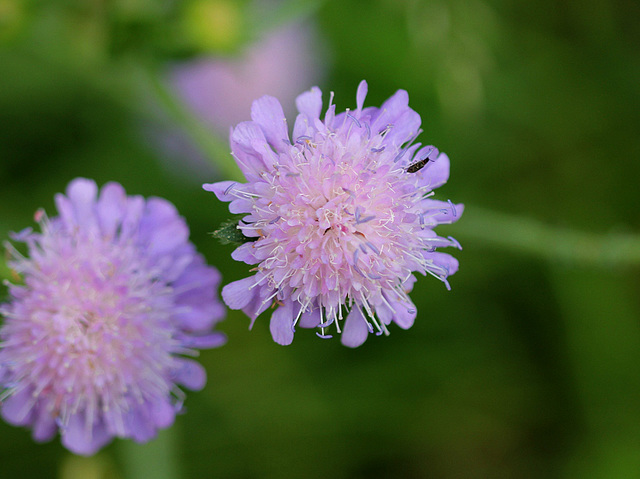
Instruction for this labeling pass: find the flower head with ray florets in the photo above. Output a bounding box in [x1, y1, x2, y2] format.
[205, 81, 463, 347]
[0, 178, 226, 455]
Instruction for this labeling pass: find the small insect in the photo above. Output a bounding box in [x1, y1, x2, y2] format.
[406, 146, 439, 173]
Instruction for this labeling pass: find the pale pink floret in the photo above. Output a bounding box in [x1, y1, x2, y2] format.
[0, 178, 225, 455]
[205, 81, 463, 347]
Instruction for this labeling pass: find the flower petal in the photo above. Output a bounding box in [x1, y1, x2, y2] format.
[203, 181, 240, 202]
[173, 358, 207, 391]
[221, 276, 258, 310]
[295, 86, 323, 119]
[231, 121, 273, 177]
[1, 387, 34, 426]
[58, 178, 99, 234]
[61, 414, 111, 456]
[251, 95, 290, 147]
[96, 181, 127, 239]
[270, 301, 294, 345]
[420, 152, 450, 190]
[341, 308, 369, 348]
[32, 409, 57, 442]
[355, 80, 368, 113]
[231, 242, 259, 264]
[299, 307, 321, 328]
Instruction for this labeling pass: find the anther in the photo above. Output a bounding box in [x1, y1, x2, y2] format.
[318, 317, 335, 328]
[448, 199, 457, 217]
[315, 332, 333, 339]
[346, 112, 361, 128]
[224, 182, 236, 195]
[365, 242, 380, 255]
[379, 124, 393, 137]
[352, 250, 366, 278]
[447, 236, 462, 250]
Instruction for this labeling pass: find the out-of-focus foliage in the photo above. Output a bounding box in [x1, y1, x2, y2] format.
[1, 0, 639, 478]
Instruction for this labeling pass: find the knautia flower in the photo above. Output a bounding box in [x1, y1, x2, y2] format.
[205, 81, 463, 347]
[0, 178, 226, 455]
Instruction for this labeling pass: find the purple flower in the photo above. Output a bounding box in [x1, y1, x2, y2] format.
[0, 178, 226, 455]
[205, 81, 463, 347]
[159, 22, 328, 179]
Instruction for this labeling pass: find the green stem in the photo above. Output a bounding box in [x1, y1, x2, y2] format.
[454, 205, 640, 268]
[140, 69, 640, 269]
[118, 427, 181, 479]
[139, 66, 243, 181]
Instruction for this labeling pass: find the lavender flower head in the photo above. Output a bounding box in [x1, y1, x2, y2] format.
[0, 179, 226, 455]
[205, 81, 463, 347]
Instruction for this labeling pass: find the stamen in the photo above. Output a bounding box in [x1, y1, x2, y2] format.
[360, 296, 389, 336]
[448, 199, 457, 217]
[55, 416, 67, 430]
[354, 206, 375, 224]
[259, 289, 279, 310]
[393, 149, 407, 163]
[320, 153, 335, 166]
[403, 129, 423, 149]
[342, 188, 355, 198]
[269, 216, 281, 224]
[365, 242, 380, 255]
[370, 146, 385, 153]
[447, 236, 462, 250]
[318, 317, 334, 328]
[379, 124, 393, 137]
[224, 182, 236, 195]
[292, 301, 309, 331]
[352, 250, 366, 278]
[357, 214, 375, 224]
[315, 332, 333, 339]
[346, 112, 361, 128]
[364, 122, 371, 139]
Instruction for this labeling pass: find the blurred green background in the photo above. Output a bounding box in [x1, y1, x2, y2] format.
[1, 0, 640, 478]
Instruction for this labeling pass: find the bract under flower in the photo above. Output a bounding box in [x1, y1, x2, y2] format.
[205, 81, 463, 347]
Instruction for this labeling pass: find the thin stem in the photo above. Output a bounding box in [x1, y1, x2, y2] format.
[453, 205, 640, 268]
[139, 66, 243, 181]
